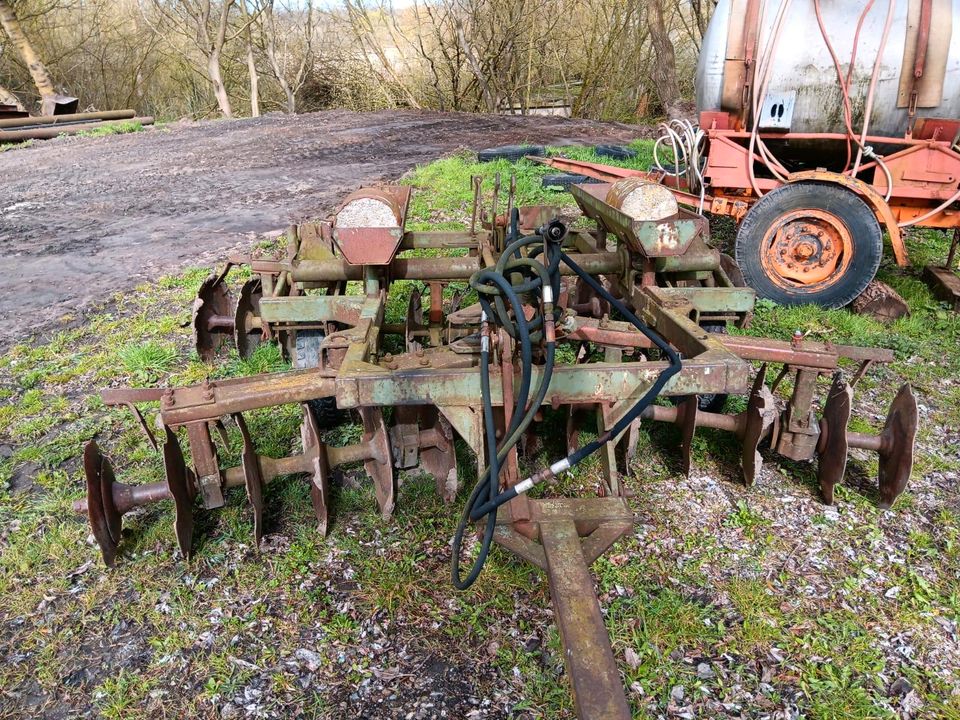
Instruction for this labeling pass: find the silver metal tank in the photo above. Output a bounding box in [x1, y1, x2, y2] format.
[697, 0, 960, 137]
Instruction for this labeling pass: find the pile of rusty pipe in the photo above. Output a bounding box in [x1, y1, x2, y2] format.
[0, 117, 155, 143]
[0, 108, 135, 129]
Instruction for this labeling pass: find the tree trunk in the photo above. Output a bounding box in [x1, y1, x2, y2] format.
[263, 36, 296, 114]
[207, 49, 232, 118]
[0, 0, 57, 109]
[244, 28, 259, 117]
[647, 0, 682, 119]
[0, 83, 23, 111]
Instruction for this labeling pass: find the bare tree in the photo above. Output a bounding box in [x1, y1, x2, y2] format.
[647, 0, 682, 119]
[239, 0, 259, 116]
[342, 0, 421, 108]
[0, 0, 57, 112]
[148, 0, 261, 117]
[258, 0, 315, 113]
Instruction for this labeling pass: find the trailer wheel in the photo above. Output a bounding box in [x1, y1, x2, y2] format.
[294, 330, 341, 428]
[735, 183, 882, 309]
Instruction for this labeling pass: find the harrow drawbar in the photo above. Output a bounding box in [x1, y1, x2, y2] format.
[74, 177, 919, 719]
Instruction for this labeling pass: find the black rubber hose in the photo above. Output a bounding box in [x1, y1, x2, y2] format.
[453, 271, 536, 590]
[463, 251, 682, 520]
[560, 251, 681, 466]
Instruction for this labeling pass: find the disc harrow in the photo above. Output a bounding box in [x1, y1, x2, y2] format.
[73, 177, 919, 719]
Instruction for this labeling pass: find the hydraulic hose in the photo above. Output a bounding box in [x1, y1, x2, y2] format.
[451, 223, 682, 589]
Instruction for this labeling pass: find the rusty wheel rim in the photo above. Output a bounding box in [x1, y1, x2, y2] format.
[759, 209, 853, 291]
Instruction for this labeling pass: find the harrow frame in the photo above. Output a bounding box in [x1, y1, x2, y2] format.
[75, 177, 918, 718]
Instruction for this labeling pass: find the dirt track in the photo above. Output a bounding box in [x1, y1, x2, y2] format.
[0, 109, 638, 349]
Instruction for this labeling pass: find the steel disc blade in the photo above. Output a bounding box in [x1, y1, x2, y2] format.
[878, 384, 919, 510]
[741, 364, 775, 486]
[419, 407, 458, 504]
[234, 279, 263, 360]
[83, 441, 119, 567]
[193, 273, 234, 363]
[301, 404, 331, 535]
[361, 407, 395, 518]
[817, 373, 851, 505]
[233, 413, 265, 546]
[162, 428, 196, 559]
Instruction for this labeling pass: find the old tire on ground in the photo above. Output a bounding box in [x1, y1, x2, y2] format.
[541, 173, 602, 191]
[594, 144, 636, 160]
[294, 330, 340, 428]
[477, 145, 545, 163]
[735, 183, 882, 309]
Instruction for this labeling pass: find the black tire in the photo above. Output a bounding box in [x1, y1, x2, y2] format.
[541, 173, 602, 191]
[595, 144, 636, 160]
[294, 330, 340, 428]
[735, 183, 882, 309]
[477, 144, 545, 163]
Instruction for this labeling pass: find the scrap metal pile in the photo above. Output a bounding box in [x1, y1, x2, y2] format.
[75, 176, 918, 718]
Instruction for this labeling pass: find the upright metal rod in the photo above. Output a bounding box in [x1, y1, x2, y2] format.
[947, 227, 959, 270]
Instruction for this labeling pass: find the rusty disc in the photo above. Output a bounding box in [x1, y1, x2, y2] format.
[360, 407, 395, 518]
[676, 395, 699, 477]
[233, 413, 265, 546]
[816, 373, 852, 505]
[193, 273, 235, 363]
[877, 383, 919, 510]
[419, 407, 458, 504]
[300, 404, 333, 535]
[759, 209, 853, 291]
[83, 441, 120, 567]
[741, 364, 775, 486]
[162, 427, 196, 559]
[234, 279, 264, 360]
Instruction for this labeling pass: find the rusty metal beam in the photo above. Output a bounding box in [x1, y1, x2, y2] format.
[541, 517, 632, 720]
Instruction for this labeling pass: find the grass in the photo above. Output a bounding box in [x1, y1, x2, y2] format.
[0, 142, 959, 718]
[72, 119, 145, 139]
